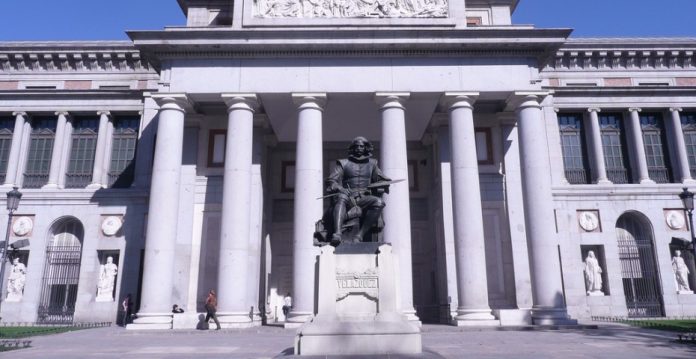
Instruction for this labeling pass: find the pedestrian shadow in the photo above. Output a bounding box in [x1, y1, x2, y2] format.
[196, 314, 209, 330]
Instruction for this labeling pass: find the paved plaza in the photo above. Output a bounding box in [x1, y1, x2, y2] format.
[4, 322, 695, 359]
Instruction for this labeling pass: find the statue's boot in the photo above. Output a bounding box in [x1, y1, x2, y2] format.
[353, 208, 381, 242]
[331, 202, 347, 246]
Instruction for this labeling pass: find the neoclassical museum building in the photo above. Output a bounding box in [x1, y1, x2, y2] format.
[1, 0, 695, 328]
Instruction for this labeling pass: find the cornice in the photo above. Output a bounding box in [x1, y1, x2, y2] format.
[546, 48, 696, 72]
[0, 43, 154, 74]
[549, 86, 696, 97]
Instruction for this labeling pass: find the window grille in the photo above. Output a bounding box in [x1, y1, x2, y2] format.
[23, 117, 56, 188]
[0, 117, 14, 184]
[682, 113, 696, 179]
[108, 116, 140, 188]
[640, 113, 672, 183]
[65, 117, 99, 188]
[599, 114, 631, 184]
[558, 113, 590, 184]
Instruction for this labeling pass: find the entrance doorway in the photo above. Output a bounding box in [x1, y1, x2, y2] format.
[37, 218, 84, 324]
[616, 212, 664, 318]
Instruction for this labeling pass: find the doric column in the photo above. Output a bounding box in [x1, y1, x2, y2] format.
[43, 111, 69, 188]
[587, 108, 611, 184]
[443, 93, 497, 325]
[217, 94, 258, 327]
[375, 92, 418, 322]
[129, 94, 189, 330]
[88, 111, 111, 189]
[628, 108, 654, 184]
[286, 93, 326, 327]
[514, 93, 574, 325]
[669, 108, 693, 182]
[3, 112, 27, 186]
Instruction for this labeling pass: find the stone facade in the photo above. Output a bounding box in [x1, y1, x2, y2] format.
[0, 0, 695, 327]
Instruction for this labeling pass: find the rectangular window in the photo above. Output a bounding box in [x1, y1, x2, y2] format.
[23, 117, 57, 188]
[0, 117, 15, 184]
[558, 113, 590, 184]
[640, 113, 672, 183]
[681, 112, 696, 179]
[475, 128, 493, 165]
[599, 113, 632, 184]
[108, 116, 140, 188]
[65, 117, 99, 188]
[207, 130, 226, 167]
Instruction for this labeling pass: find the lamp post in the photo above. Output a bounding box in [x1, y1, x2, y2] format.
[0, 186, 22, 318]
[679, 187, 696, 260]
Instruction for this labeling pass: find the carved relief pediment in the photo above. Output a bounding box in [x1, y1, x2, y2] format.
[254, 0, 448, 18]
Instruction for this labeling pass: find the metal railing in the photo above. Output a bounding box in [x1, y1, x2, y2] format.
[565, 168, 589, 184]
[607, 168, 630, 184]
[22, 173, 48, 189]
[648, 168, 671, 184]
[64, 173, 92, 189]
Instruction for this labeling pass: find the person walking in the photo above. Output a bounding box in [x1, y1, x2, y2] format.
[205, 290, 221, 330]
[121, 293, 132, 326]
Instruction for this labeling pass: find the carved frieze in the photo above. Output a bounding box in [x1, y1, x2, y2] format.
[0, 51, 151, 74]
[254, 0, 448, 18]
[547, 49, 696, 72]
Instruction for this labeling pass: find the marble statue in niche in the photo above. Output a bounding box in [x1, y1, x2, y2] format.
[583, 251, 604, 296]
[6, 258, 27, 302]
[96, 256, 118, 302]
[254, 0, 448, 18]
[672, 250, 693, 293]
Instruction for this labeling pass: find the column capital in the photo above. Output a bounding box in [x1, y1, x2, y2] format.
[152, 93, 194, 113]
[221, 93, 258, 113]
[506, 91, 549, 112]
[292, 93, 327, 111]
[440, 92, 479, 110]
[97, 110, 111, 117]
[375, 92, 410, 110]
[670, 107, 683, 113]
[55, 111, 70, 117]
[587, 108, 602, 113]
[12, 111, 27, 117]
[628, 107, 642, 113]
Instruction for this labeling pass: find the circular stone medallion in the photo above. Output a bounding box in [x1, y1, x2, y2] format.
[579, 211, 599, 232]
[666, 210, 686, 230]
[12, 216, 33, 236]
[101, 216, 123, 236]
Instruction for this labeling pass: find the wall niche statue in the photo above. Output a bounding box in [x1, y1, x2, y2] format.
[96, 256, 118, 302]
[672, 250, 693, 294]
[6, 257, 27, 302]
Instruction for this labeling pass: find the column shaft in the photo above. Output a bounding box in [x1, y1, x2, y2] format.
[376, 93, 418, 321]
[130, 95, 187, 329]
[588, 109, 610, 184]
[217, 94, 257, 326]
[446, 94, 495, 324]
[44, 112, 68, 188]
[516, 95, 574, 325]
[89, 111, 111, 188]
[4, 112, 27, 186]
[287, 94, 325, 326]
[628, 108, 653, 184]
[670, 108, 692, 182]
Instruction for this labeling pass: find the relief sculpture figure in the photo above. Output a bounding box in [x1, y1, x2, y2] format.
[6, 258, 27, 302]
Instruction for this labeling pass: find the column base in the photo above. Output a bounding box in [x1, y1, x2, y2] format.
[682, 178, 696, 185]
[595, 179, 612, 185]
[126, 313, 173, 330]
[217, 311, 256, 328]
[402, 308, 422, 327]
[285, 310, 313, 328]
[453, 309, 498, 326]
[639, 179, 656, 184]
[86, 183, 106, 190]
[42, 183, 59, 189]
[587, 291, 605, 297]
[530, 307, 577, 326]
[677, 290, 694, 295]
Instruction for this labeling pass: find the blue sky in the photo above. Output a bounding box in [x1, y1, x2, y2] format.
[0, 0, 694, 41]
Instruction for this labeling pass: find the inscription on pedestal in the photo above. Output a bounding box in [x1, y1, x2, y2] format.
[336, 269, 378, 301]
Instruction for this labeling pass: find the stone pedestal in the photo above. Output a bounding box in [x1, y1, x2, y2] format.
[294, 243, 422, 356]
